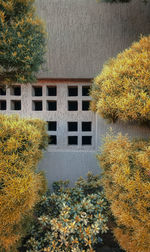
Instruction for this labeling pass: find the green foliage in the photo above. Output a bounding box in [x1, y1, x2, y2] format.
[98, 133, 150, 252]
[23, 173, 108, 252]
[90, 36, 150, 124]
[0, 0, 46, 85]
[0, 114, 48, 251]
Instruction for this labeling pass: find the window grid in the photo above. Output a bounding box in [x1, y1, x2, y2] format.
[0, 83, 95, 150]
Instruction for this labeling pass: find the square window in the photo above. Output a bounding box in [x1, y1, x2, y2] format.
[0, 88, 6, 95]
[82, 101, 90, 111]
[68, 136, 78, 145]
[68, 86, 78, 96]
[82, 136, 92, 145]
[0, 100, 6, 110]
[82, 122, 92, 131]
[68, 122, 78, 131]
[47, 121, 57, 131]
[11, 86, 21, 96]
[48, 135, 57, 145]
[47, 101, 57, 111]
[82, 86, 90, 96]
[32, 101, 42, 111]
[68, 101, 78, 111]
[11, 100, 21, 110]
[47, 86, 57, 96]
[32, 86, 42, 96]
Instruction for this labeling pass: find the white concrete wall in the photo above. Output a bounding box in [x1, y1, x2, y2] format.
[1, 83, 149, 186]
[39, 114, 150, 186]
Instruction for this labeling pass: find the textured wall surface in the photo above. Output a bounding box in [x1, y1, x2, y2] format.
[36, 0, 150, 78]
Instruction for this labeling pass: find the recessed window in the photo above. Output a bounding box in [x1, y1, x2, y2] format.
[82, 86, 90, 96]
[82, 122, 92, 131]
[68, 86, 78, 96]
[68, 101, 78, 111]
[68, 122, 78, 131]
[47, 86, 57, 96]
[0, 88, 6, 95]
[32, 86, 42, 96]
[47, 121, 57, 131]
[47, 101, 57, 111]
[0, 100, 6, 110]
[82, 101, 90, 111]
[82, 136, 92, 145]
[68, 136, 78, 145]
[32, 101, 42, 111]
[48, 135, 57, 145]
[11, 100, 21, 110]
[11, 86, 21, 96]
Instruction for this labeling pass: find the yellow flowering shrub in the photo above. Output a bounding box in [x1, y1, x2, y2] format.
[98, 134, 150, 252]
[0, 114, 48, 251]
[0, 0, 46, 85]
[90, 36, 150, 123]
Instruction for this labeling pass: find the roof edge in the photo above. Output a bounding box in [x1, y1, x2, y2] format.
[38, 78, 93, 83]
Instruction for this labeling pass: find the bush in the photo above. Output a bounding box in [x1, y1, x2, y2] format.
[23, 173, 108, 252]
[0, 114, 48, 251]
[0, 0, 46, 85]
[90, 36, 150, 124]
[98, 133, 150, 252]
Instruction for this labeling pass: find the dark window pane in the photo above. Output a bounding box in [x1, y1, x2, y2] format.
[11, 86, 21, 96]
[11, 100, 21, 110]
[82, 122, 92, 131]
[68, 86, 78, 96]
[68, 101, 78, 111]
[32, 101, 42, 111]
[32, 86, 42, 96]
[82, 86, 90, 96]
[82, 101, 90, 111]
[47, 121, 57, 131]
[47, 86, 57, 96]
[82, 136, 92, 145]
[14, 86, 21, 96]
[0, 100, 6, 110]
[47, 101, 57, 111]
[68, 136, 78, 145]
[0, 88, 6, 95]
[68, 122, 78, 131]
[48, 135, 57, 145]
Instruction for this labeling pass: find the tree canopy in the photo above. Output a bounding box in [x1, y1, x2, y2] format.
[90, 36, 150, 124]
[0, 114, 48, 251]
[0, 0, 46, 86]
[99, 134, 150, 252]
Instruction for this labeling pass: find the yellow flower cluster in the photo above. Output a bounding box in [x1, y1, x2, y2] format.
[99, 133, 150, 252]
[0, 114, 48, 251]
[90, 36, 150, 123]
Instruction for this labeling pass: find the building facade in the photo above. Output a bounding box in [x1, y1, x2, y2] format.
[1, 0, 150, 185]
